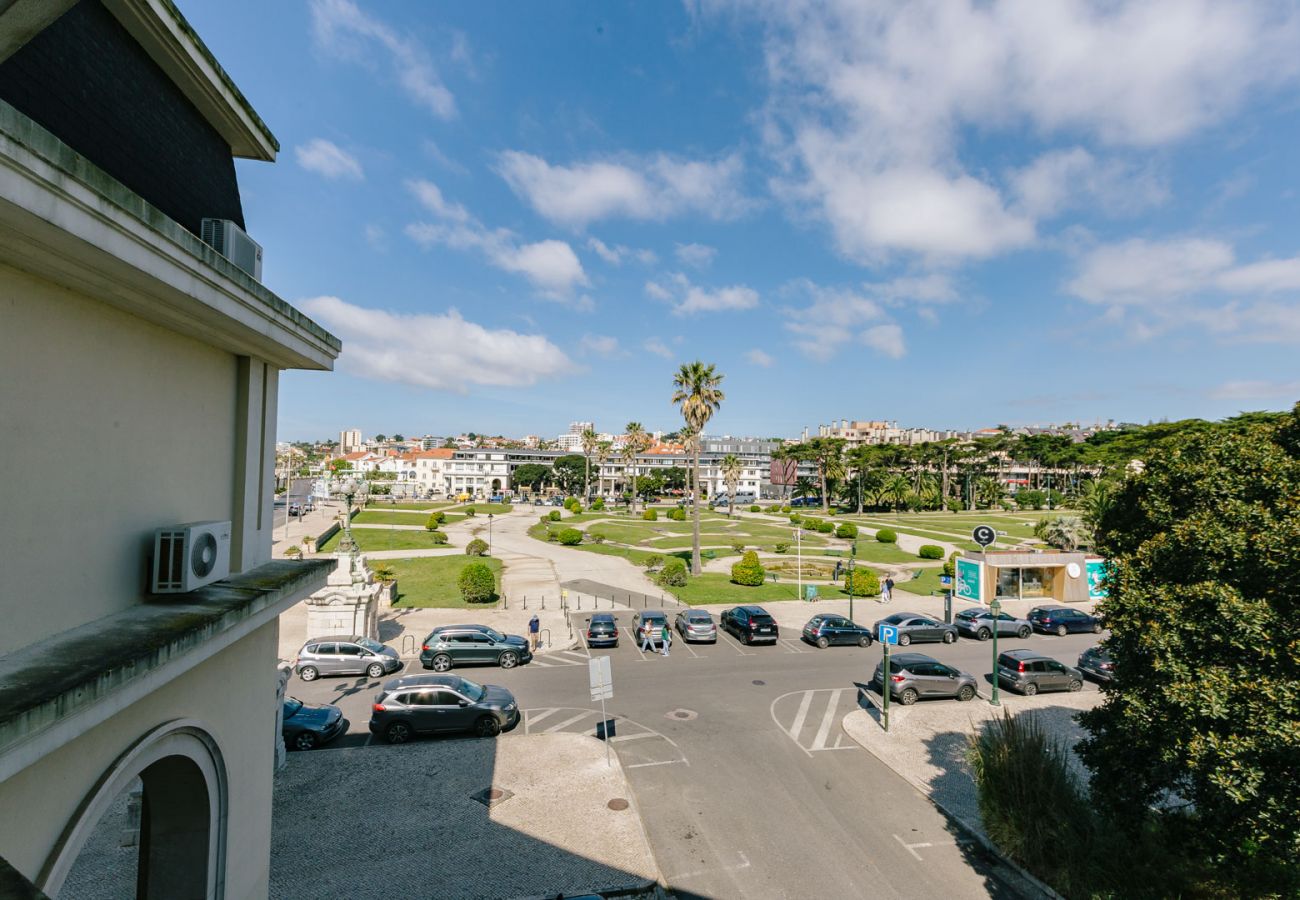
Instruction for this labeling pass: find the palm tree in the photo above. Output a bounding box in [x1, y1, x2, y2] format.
[976, 475, 1006, 509]
[594, 441, 612, 499]
[806, 437, 847, 514]
[680, 425, 699, 508]
[671, 361, 725, 575]
[580, 427, 598, 501]
[884, 474, 911, 514]
[1037, 515, 1089, 551]
[622, 422, 648, 514]
[720, 454, 742, 518]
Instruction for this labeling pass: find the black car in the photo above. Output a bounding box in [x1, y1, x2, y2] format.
[282, 697, 346, 751]
[802, 614, 873, 648]
[369, 674, 519, 743]
[872, 612, 958, 646]
[585, 613, 619, 648]
[1077, 645, 1114, 682]
[720, 606, 779, 644]
[1028, 605, 1103, 636]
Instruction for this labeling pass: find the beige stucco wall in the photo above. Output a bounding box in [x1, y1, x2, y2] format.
[0, 619, 280, 897]
[0, 263, 239, 655]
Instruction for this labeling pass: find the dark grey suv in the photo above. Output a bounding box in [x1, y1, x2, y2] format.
[872, 653, 978, 705]
[996, 649, 1084, 695]
[369, 674, 519, 742]
[419, 625, 531, 672]
[294, 636, 402, 682]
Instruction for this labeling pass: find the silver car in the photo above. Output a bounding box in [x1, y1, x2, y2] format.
[295, 635, 402, 681]
[953, 608, 1032, 641]
[872, 652, 978, 705]
[872, 612, 958, 646]
[675, 610, 717, 642]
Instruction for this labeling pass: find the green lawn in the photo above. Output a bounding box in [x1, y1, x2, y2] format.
[353, 509, 436, 526]
[386, 556, 503, 608]
[814, 543, 924, 564]
[664, 573, 805, 606]
[450, 502, 514, 515]
[318, 528, 452, 553]
[365, 501, 455, 511]
[893, 566, 949, 598]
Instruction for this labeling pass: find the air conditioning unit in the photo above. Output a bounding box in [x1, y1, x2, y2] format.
[200, 218, 263, 282]
[152, 521, 231, 593]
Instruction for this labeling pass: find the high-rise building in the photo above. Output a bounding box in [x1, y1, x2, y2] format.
[339, 428, 362, 453]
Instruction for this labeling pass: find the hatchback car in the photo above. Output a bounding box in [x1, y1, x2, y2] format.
[282, 697, 346, 751]
[675, 610, 717, 643]
[420, 625, 532, 672]
[872, 612, 957, 646]
[634, 611, 669, 648]
[720, 606, 779, 644]
[996, 649, 1084, 695]
[1028, 605, 1103, 636]
[872, 653, 977, 705]
[802, 614, 873, 649]
[585, 613, 619, 648]
[294, 636, 402, 682]
[369, 674, 519, 743]
[953, 608, 1032, 641]
[1077, 645, 1115, 683]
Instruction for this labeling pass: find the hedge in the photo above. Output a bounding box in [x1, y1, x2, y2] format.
[749, 504, 761, 513]
[730, 550, 766, 586]
[844, 568, 880, 596]
[656, 557, 688, 587]
[816, 520, 835, 534]
[643, 509, 658, 521]
[557, 527, 583, 546]
[458, 562, 496, 603]
[465, 538, 488, 556]
[918, 544, 945, 559]
[876, 528, 897, 543]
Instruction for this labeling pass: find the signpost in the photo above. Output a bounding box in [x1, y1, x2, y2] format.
[970, 525, 1001, 707]
[589, 656, 614, 766]
[878, 624, 898, 732]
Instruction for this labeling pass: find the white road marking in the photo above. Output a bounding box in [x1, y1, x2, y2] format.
[609, 731, 657, 743]
[667, 850, 752, 881]
[544, 711, 594, 733]
[811, 688, 843, 751]
[624, 626, 649, 661]
[524, 708, 560, 733]
[893, 834, 933, 861]
[777, 638, 804, 654]
[677, 636, 701, 658]
[788, 691, 814, 742]
[626, 759, 684, 769]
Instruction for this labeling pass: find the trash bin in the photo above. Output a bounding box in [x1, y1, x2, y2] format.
[596, 719, 616, 740]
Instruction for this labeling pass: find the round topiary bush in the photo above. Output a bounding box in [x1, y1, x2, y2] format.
[918, 544, 944, 559]
[425, 511, 445, 530]
[558, 527, 583, 546]
[591, 498, 605, 511]
[548, 510, 562, 522]
[789, 513, 802, 524]
[643, 508, 658, 521]
[844, 568, 880, 596]
[876, 528, 897, 543]
[781, 504, 792, 513]
[565, 497, 582, 513]
[429, 530, 449, 545]
[466, 538, 489, 556]
[458, 562, 496, 603]
[730, 550, 766, 586]
[657, 557, 688, 587]
[835, 523, 858, 539]
[774, 542, 789, 554]
[749, 504, 761, 513]
[816, 520, 835, 534]
[667, 507, 686, 521]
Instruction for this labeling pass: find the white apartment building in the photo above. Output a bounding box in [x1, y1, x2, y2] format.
[813, 419, 961, 448]
[339, 428, 362, 453]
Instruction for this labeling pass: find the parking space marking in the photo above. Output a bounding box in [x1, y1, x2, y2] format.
[811, 688, 842, 750]
[720, 632, 756, 656]
[677, 637, 701, 658]
[523, 707, 560, 734]
[544, 711, 594, 733]
[893, 834, 933, 861]
[787, 691, 814, 753]
[771, 688, 864, 755]
[624, 626, 650, 661]
[777, 638, 805, 654]
[517, 707, 689, 768]
[609, 731, 657, 743]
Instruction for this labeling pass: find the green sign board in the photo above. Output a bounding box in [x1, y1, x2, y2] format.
[805, 584, 819, 601]
[1086, 560, 1108, 601]
[955, 557, 982, 603]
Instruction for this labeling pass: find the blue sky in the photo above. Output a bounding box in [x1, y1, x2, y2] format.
[178, 1, 1300, 442]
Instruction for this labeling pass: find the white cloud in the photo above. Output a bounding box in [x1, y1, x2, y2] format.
[407, 179, 470, 223]
[1010, 148, 1167, 219]
[496, 150, 749, 227]
[865, 273, 960, 306]
[675, 242, 717, 268]
[1217, 258, 1300, 294]
[578, 334, 622, 357]
[745, 348, 775, 367]
[587, 237, 657, 266]
[363, 224, 385, 251]
[1209, 379, 1300, 400]
[643, 337, 674, 358]
[1067, 238, 1236, 305]
[646, 272, 759, 316]
[780, 279, 927, 358]
[298, 296, 575, 391]
[295, 139, 363, 180]
[310, 0, 457, 118]
[861, 324, 906, 359]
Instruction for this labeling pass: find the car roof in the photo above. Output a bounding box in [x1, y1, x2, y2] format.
[738, 605, 770, 614]
[999, 648, 1047, 660]
[590, 612, 616, 620]
[890, 652, 938, 666]
[303, 635, 365, 644]
[1031, 605, 1069, 612]
[883, 611, 923, 621]
[382, 674, 462, 691]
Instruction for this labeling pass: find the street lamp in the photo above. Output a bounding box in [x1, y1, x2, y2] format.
[488, 513, 494, 556]
[847, 541, 857, 623]
[989, 594, 1002, 707]
[795, 527, 803, 602]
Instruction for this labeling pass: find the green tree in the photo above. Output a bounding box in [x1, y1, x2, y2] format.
[465, 538, 488, 556]
[1078, 408, 1300, 890]
[512, 463, 550, 492]
[580, 427, 599, 500]
[622, 422, 650, 514]
[594, 441, 613, 498]
[720, 453, 742, 518]
[883, 474, 911, 513]
[730, 550, 766, 586]
[672, 361, 725, 575]
[551, 454, 586, 494]
[458, 562, 496, 603]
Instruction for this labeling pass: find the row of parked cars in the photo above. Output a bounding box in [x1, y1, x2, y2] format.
[871, 643, 1115, 706]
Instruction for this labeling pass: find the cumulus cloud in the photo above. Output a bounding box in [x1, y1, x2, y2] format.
[578, 334, 623, 357]
[299, 295, 575, 391]
[1067, 238, 1236, 305]
[310, 0, 458, 118]
[295, 138, 363, 180]
[861, 324, 906, 359]
[675, 242, 717, 268]
[643, 337, 674, 358]
[496, 150, 749, 227]
[781, 280, 888, 357]
[586, 237, 657, 266]
[408, 179, 470, 223]
[745, 348, 775, 367]
[1010, 148, 1167, 218]
[646, 272, 759, 316]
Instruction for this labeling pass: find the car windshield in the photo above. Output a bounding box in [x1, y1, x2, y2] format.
[283, 697, 303, 717]
[955, 610, 980, 620]
[458, 678, 486, 702]
[482, 628, 505, 642]
[358, 638, 386, 653]
[689, 615, 711, 623]
[885, 613, 909, 624]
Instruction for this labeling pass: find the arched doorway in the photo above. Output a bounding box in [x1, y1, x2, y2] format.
[41, 721, 227, 899]
[491, 478, 501, 492]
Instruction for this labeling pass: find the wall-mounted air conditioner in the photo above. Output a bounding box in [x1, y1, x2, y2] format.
[152, 521, 231, 593]
[200, 218, 263, 282]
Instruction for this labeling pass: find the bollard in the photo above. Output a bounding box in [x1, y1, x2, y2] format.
[542, 596, 546, 610]
[578, 594, 582, 610]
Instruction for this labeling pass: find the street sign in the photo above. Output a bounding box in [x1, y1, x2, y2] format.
[956, 557, 983, 603]
[804, 584, 819, 601]
[878, 624, 899, 645]
[972, 525, 996, 547]
[588, 656, 613, 701]
[939, 575, 952, 586]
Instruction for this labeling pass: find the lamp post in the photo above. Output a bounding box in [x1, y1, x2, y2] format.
[989, 594, 1002, 707]
[488, 513, 494, 556]
[847, 541, 857, 622]
[795, 527, 803, 603]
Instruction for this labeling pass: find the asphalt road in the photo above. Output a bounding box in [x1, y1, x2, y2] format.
[287, 612, 1104, 899]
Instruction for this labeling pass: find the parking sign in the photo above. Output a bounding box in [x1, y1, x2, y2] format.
[878, 624, 899, 645]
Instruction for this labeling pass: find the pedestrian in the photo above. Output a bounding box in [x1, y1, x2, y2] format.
[882, 577, 894, 603]
[528, 614, 540, 651]
[660, 621, 672, 657]
[834, 560, 843, 581]
[640, 621, 655, 654]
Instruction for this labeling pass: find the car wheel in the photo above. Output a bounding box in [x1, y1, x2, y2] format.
[499, 651, 519, 669]
[1056, 624, 1068, 637]
[858, 635, 871, 648]
[475, 716, 501, 738]
[366, 663, 385, 679]
[1017, 626, 1031, 639]
[1023, 683, 1039, 696]
[298, 665, 318, 682]
[957, 685, 975, 702]
[976, 628, 991, 642]
[898, 634, 911, 647]
[385, 721, 413, 744]
[292, 731, 317, 752]
[942, 631, 956, 644]
[1068, 679, 1083, 692]
[1091, 623, 1102, 634]
[816, 636, 830, 649]
[899, 688, 919, 706]
[431, 654, 453, 672]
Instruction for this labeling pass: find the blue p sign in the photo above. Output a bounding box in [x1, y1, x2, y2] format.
[878, 624, 899, 645]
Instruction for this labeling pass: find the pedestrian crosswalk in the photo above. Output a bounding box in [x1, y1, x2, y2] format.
[516, 706, 688, 768]
[527, 649, 592, 668]
[769, 688, 864, 756]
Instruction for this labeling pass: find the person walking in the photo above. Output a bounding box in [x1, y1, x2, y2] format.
[882, 577, 894, 603]
[640, 620, 655, 654]
[528, 614, 540, 651]
[660, 621, 672, 657]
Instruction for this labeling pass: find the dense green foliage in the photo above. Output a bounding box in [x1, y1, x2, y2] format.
[834, 522, 857, 539]
[1014, 489, 1046, 509]
[815, 520, 834, 533]
[428, 530, 448, 545]
[557, 527, 583, 546]
[511, 463, 550, 491]
[730, 550, 766, 586]
[875, 528, 897, 543]
[749, 504, 761, 512]
[551, 454, 587, 493]
[465, 538, 488, 556]
[667, 507, 686, 521]
[917, 544, 944, 559]
[656, 556, 688, 587]
[591, 498, 605, 511]
[565, 496, 582, 513]
[642, 508, 658, 521]
[457, 562, 496, 603]
[843, 568, 880, 596]
[548, 510, 561, 522]
[425, 511, 446, 529]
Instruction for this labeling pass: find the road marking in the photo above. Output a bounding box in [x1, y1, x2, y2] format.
[721, 632, 755, 656]
[667, 850, 752, 881]
[771, 688, 865, 755]
[626, 759, 683, 769]
[777, 638, 804, 654]
[893, 834, 933, 861]
[524, 708, 560, 733]
[788, 691, 814, 743]
[624, 626, 649, 661]
[811, 688, 842, 751]
[609, 731, 657, 743]
[677, 636, 701, 658]
[544, 711, 594, 733]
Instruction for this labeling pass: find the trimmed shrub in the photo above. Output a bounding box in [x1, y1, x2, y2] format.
[1016, 489, 1046, 510]
[774, 542, 789, 554]
[539, 515, 550, 524]
[425, 511, 446, 530]
[918, 544, 945, 559]
[591, 533, 605, 543]
[429, 530, 449, 545]
[781, 504, 792, 513]
[835, 523, 858, 539]
[815, 520, 835, 534]
[458, 562, 496, 603]
[730, 550, 766, 586]
[876, 528, 898, 543]
[844, 568, 880, 596]
[557, 527, 583, 546]
[463, 506, 476, 517]
[656, 557, 688, 587]
[667, 507, 687, 521]
[731, 541, 746, 553]
[942, 552, 958, 578]
[749, 504, 761, 513]
[643, 553, 665, 570]
[591, 498, 605, 511]
[945, 498, 964, 512]
[548, 510, 562, 522]
[642, 508, 658, 521]
[564, 497, 582, 513]
[466, 538, 489, 556]
[789, 513, 802, 524]
[546, 530, 559, 542]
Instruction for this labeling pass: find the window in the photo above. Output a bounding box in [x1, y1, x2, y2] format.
[434, 691, 464, 706]
[314, 643, 337, 655]
[339, 643, 363, 656]
[406, 691, 438, 706]
[1029, 661, 1047, 673]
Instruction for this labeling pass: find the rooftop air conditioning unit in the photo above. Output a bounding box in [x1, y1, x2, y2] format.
[200, 218, 263, 282]
[152, 521, 231, 593]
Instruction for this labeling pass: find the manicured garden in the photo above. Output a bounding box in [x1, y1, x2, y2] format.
[385, 556, 503, 608]
[318, 528, 453, 553]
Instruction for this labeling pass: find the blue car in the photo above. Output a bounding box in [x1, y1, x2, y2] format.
[1028, 605, 1103, 636]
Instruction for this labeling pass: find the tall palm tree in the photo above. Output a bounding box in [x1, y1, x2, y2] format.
[806, 437, 847, 514]
[594, 441, 612, 499]
[884, 473, 912, 514]
[720, 454, 742, 518]
[672, 361, 725, 575]
[680, 425, 699, 508]
[623, 422, 649, 514]
[580, 427, 598, 501]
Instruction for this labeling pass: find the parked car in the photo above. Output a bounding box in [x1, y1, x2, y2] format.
[720, 606, 779, 644]
[294, 636, 402, 682]
[585, 613, 619, 648]
[634, 610, 668, 648]
[489, 494, 504, 503]
[802, 614, 873, 648]
[872, 612, 957, 646]
[420, 625, 532, 672]
[1028, 605, 1103, 636]
[369, 674, 519, 743]
[287, 502, 302, 516]
[996, 649, 1084, 695]
[789, 496, 822, 508]
[549, 496, 565, 507]
[872, 653, 977, 705]
[1077, 645, 1115, 683]
[674, 609, 717, 642]
[532, 497, 544, 506]
[282, 697, 346, 751]
[953, 608, 1032, 641]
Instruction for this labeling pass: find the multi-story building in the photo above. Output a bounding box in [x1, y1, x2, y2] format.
[339, 428, 362, 454]
[0, 2, 339, 895]
[813, 419, 962, 448]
